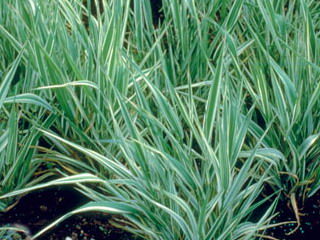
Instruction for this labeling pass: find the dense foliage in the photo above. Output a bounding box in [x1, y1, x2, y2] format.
[0, 0, 319, 239]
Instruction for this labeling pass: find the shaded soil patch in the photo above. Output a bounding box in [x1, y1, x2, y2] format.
[265, 191, 320, 239]
[0, 187, 141, 240]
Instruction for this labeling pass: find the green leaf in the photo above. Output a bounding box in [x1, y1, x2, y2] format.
[0, 51, 24, 109]
[4, 93, 52, 111]
[203, 47, 224, 141]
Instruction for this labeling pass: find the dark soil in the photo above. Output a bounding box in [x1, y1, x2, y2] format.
[265, 191, 320, 239]
[1, 187, 319, 240]
[0, 187, 141, 240]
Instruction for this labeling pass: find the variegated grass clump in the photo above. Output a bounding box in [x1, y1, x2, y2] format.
[0, 0, 319, 239]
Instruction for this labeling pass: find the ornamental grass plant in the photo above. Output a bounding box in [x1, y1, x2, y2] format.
[0, 0, 319, 239]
